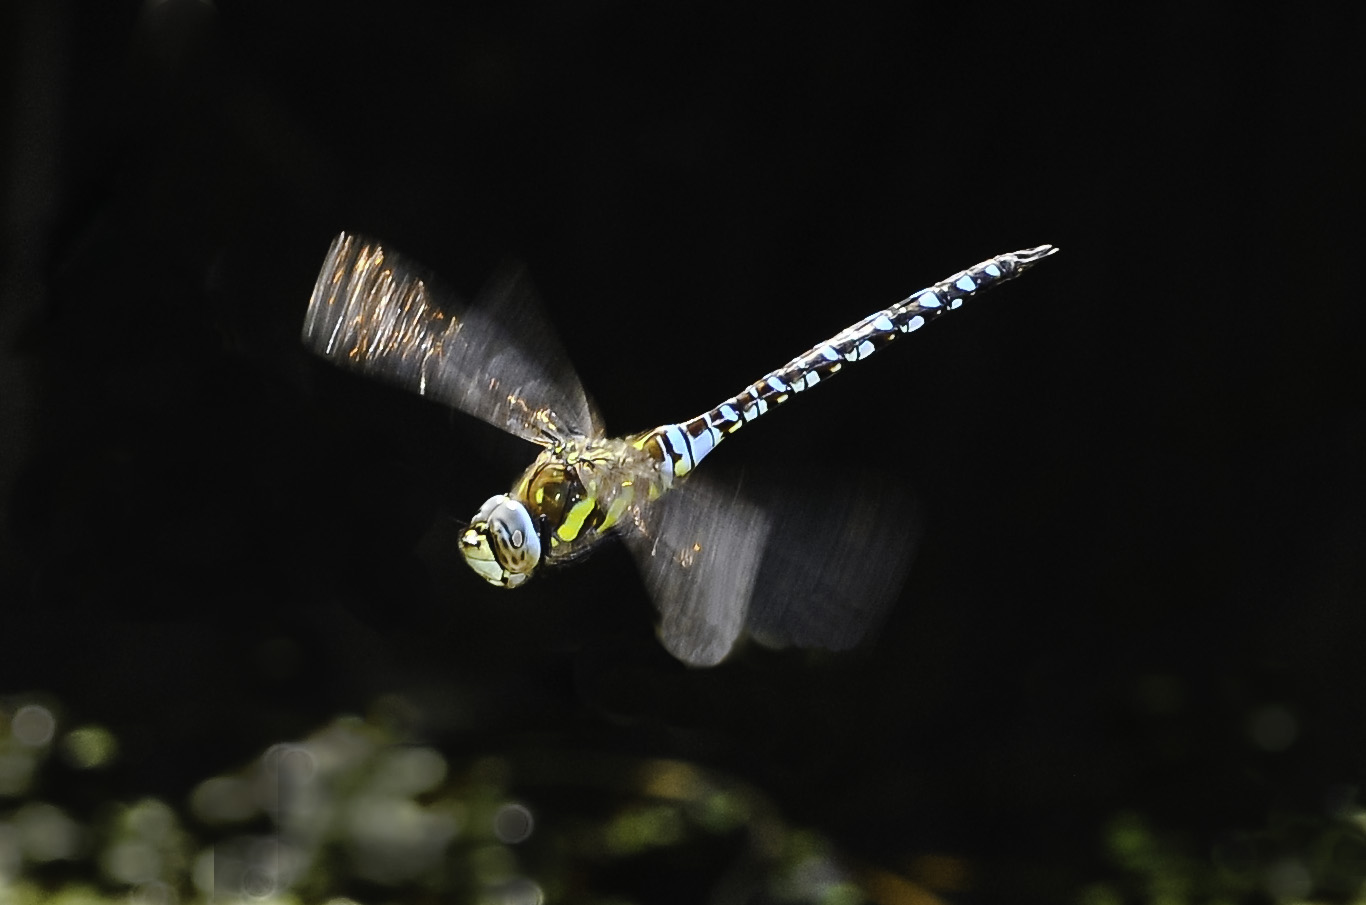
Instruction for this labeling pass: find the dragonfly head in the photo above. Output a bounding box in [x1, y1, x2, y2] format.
[460, 495, 542, 588]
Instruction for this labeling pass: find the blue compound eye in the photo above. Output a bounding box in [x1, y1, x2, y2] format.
[487, 498, 541, 574]
[460, 496, 541, 588]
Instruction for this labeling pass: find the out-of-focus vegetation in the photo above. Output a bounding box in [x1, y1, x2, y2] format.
[6, 693, 1366, 904]
[0, 695, 891, 904]
[1080, 808, 1366, 905]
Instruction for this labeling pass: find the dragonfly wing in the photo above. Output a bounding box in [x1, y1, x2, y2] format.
[302, 232, 602, 443]
[744, 468, 921, 652]
[623, 474, 772, 667]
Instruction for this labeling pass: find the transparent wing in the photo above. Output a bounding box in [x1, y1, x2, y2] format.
[743, 468, 921, 652]
[622, 474, 772, 667]
[624, 465, 919, 666]
[302, 232, 603, 443]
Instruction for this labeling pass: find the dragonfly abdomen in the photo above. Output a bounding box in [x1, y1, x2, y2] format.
[653, 245, 1058, 479]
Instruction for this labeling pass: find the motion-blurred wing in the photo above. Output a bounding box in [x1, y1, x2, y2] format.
[744, 468, 921, 652]
[623, 474, 771, 667]
[626, 464, 919, 666]
[302, 232, 602, 443]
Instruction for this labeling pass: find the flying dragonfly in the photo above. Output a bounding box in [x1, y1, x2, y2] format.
[303, 233, 1057, 665]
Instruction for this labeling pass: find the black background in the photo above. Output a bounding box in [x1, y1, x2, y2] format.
[3, 2, 1365, 902]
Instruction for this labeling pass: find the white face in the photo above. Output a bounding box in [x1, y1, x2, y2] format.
[459, 495, 542, 588]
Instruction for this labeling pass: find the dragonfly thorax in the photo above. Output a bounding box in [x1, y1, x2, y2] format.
[464, 435, 664, 588]
[460, 495, 542, 588]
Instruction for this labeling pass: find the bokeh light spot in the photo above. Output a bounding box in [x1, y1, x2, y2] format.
[690, 790, 750, 834]
[1105, 812, 1150, 862]
[373, 746, 447, 796]
[60, 726, 118, 769]
[14, 803, 81, 862]
[489, 876, 543, 905]
[11, 705, 55, 747]
[493, 803, 534, 844]
[265, 744, 317, 784]
[126, 799, 178, 843]
[638, 760, 701, 800]
[604, 805, 684, 855]
[101, 839, 161, 884]
[190, 776, 256, 825]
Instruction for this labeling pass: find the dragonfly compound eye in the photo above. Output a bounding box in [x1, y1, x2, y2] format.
[460, 495, 542, 588]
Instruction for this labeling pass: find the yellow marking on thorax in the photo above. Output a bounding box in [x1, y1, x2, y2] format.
[556, 497, 597, 542]
[598, 484, 635, 532]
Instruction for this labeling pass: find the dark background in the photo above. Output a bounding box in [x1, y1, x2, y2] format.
[3, 2, 1364, 902]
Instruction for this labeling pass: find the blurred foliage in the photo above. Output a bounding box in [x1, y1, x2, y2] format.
[0, 694, 912, 904]
[1082, 807, 1366, 905]
[6, 692, 1366, 904]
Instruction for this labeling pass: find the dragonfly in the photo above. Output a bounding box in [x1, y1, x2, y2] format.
[303, 233, 1056, 665]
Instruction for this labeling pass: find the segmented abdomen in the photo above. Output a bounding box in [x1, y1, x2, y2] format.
[645, 245, 1057, 478]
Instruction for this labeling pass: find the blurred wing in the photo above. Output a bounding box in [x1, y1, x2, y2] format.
[744, 468, 921, 651]
[622, 474, 772, 667]
[302, 232, 602, 443]
[624, 465, 918, 666]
